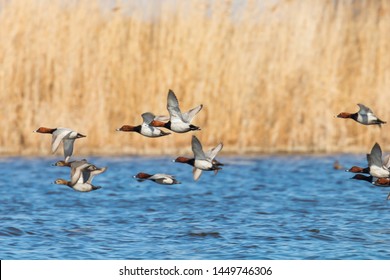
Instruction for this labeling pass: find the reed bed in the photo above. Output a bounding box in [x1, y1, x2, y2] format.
[1, 0, 390, 157]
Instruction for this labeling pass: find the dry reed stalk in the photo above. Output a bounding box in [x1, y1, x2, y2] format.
[0, 0, 390, 157]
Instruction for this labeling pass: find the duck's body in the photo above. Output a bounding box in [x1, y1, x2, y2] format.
[134, 172, 180, 185]
[155, 89, 202, 133]
[174, 136, 223, 181]
[117, 112, 170, 137]
[337, 104, 386, 126]
[174, 156, 223, 168]
[54, 179, 101, 192]
[34, 127, 86, 162]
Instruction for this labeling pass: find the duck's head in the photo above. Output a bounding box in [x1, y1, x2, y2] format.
[116, 125, 135, 132]
[133, 172, 151, 180]
[336, 112, 352, 119]
[346, 166, 363, 173]
[54, 179, 68, 185]
[52, 160, 68, 167]
[33, 127, 56, 133]
[173, 157, 191, 163]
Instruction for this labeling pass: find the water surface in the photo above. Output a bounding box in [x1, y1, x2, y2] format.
[1, 155, 389, 259]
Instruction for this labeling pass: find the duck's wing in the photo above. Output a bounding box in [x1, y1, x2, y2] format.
[383, 154, 390, 169]
[63, 139, 76, 162]
[193, 168, 203, 181]
[182, 104, 203, 123]
[141, 112, 156, 125]
[69, 160, 93, 183]
[154, 115, 169, 122]
[85, 167, 107, 184]
[70, 162, 93, 186]
[191, 135, 206, 160]
[368, 142, 383, 168]
[357, 104, 373, 115]
[205, 143, 223, 161]
[150, 173, 175, 180]
[69, 159, 88, 169]
[167, 89, 184, 122]
[51, 129, 71, 153]
[150, 174, 180, 184]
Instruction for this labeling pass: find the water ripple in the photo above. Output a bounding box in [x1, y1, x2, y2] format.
[1, 156, 390, 259]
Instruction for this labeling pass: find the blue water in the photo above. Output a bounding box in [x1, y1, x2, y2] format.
[1, 155, 389, 260]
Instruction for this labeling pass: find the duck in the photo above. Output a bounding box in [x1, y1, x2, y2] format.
[333, 160, 344, 170]
[116, 112, 171, 137]
[174, 141, 224, 169]
[174, 136, 223, 181]
[133, 172, 180, 185]
[337, 104, 386, 126]
[367, 142, 390, 178]
[54, 161, 104, 192]
[53, 159, 107, 185]
[152, 89, 202, 133]
[34, 127, 86, 162]
[345, 166, 370, 174]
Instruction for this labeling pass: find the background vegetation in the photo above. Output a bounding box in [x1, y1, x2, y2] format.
[1, 0, 389, 156]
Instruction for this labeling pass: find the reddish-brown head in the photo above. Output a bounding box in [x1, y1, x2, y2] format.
[174, 157, 191, 163]
[346, 166, 364, 173]
[34, 127, 56, 134]
[173, 156, 195, 166]
[53, 160, 71, 167]
[134, 172, 152, 179]
[116, 125, 135, 132]
[337, 112, 352, 119]
[150, 120, 166, 127]
[375, 178, 390, 185]
[54, 178, 70, 186]
[346, 166, 370, 174]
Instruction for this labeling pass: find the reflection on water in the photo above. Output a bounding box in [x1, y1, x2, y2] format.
[0, 155, 389, 259]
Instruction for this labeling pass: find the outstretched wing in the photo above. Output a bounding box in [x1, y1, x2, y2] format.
[63, 139, 75, 162]
[51, 129, 71, 153]
[70, 162, 93, 186]
[205, 143, 223, 160]
[141, 112, 156, 125]
[367, 142, 383, 168]
[191, 135, 206, 160]
[85, 167, 107, 184]
[193, 168, 203, 181]
[154, 115, 169, 122]
[182, 104, 203, 123]
[383, 154, 390, 169]
[167, 89, 184, 122]
[357, 104, 373, 115]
